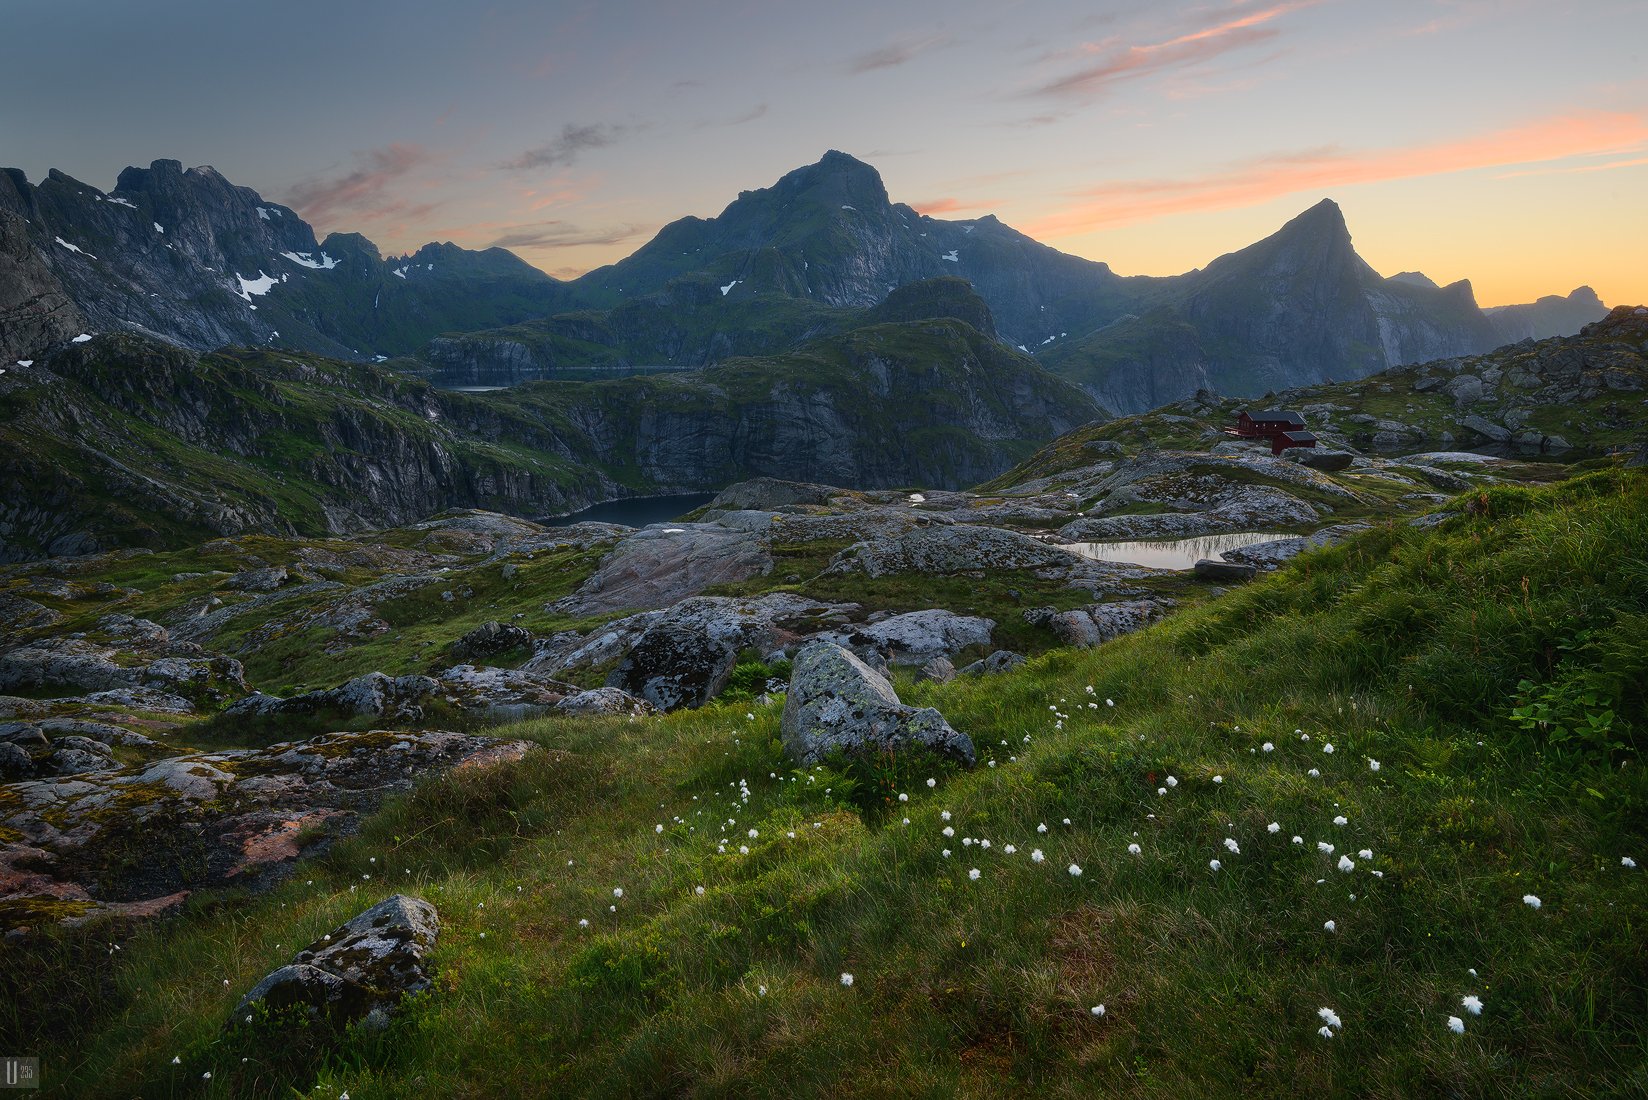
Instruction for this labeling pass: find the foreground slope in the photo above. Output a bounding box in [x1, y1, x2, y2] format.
[9, 468, 1644, 1097]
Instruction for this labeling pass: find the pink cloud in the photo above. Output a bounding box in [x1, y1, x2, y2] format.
[284, 144, 436, 226]
[1024, 111, 1648, 238]
[912, 196, 1002, 215]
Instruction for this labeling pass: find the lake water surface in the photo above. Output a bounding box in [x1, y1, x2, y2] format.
[541, 493, 717, 528]
[1062, 531, 1284, 570]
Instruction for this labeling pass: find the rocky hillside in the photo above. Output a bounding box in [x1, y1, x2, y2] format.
[1485, 285, 1608, 343]
[0, 289, 1100, 561]
[0, 161, 570, 361]
[995, 304, 1648, 489]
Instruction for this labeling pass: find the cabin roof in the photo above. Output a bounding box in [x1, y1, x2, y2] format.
[1281, 430, 1317, 443]
[1248, 409, 1306, 426]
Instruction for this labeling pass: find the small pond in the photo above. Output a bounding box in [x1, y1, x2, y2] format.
[541, 493, 717, 528]
[1061, 531, 1285, 570]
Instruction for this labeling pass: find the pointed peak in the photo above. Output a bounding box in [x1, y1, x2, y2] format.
[1388, 271, 1439, 289]
[1278, 197, 1349, 238]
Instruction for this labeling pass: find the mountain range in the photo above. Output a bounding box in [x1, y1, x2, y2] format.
[0, 152, 1607, 413]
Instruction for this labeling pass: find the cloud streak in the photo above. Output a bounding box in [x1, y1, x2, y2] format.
[913, 196, 1001, 215]
[847, 33, 953, 74]
[1025, 110, 1648, 238]
[1029, 1, 1317, 100]
[484, 220, 646, 250]
[284, 144, 434, 225]
[500, 123, 631, 171]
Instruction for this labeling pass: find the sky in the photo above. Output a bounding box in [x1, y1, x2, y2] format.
[3, 0, 1644, 307]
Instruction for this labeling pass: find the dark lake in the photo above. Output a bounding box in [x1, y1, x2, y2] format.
[541, 493, 717, 528]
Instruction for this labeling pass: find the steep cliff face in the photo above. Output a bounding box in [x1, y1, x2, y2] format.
[0, 161, 568, 361]
[0, 209, 83, 363]
[0, 288, 1099, 560]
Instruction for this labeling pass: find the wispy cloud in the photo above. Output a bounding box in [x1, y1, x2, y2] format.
[1028, 1, 1318, 100]
[485, 220, 646, 250]
[696, 103, 769, 129]
[913, 196, 1001, 215]
[846, 33, 953, 74]
[1494, 151, 1648, 179]
[500, 123, 633, 172]
[284, 144, 435, 225]
[1025, 111, 1648, 238]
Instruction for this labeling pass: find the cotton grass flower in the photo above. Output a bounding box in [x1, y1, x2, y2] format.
[1209, 859, 1221, 872]
[1322, 743, 1334, 754]
[1004, 844, 1017, 854]
[840, 972, 854, 987]
[1523, 894, 1542, 909]
[926, 777, 937, 788]
[1461, 994, 1483, 1015]
[1224, 838, 1240, 853]
[1068, 863, 1083, 877]
[1622, 857, 1638, 869]
[1128, 843, 1142, 855]
[1323, 920, 1336, 932]
[1308, 768, 1321, 778]
[1367, 758, 1381, 771]
[1267, 822, 1281, 834]
[898, 792, 908, 802]
[1333, 815, 1348, 826]
[1212, 775, 1224, 784]
[1037, 822, 1048, 833]
[1262, 742, 1275, 752]
[1447, 1016, 1465, 1034]
[1031, 849, 1045, 863]
[1091, 1004, 1106, 1016]
[1318, 1007, 1342, 1029]
[942, 826, 955, 837]
[1165, 775, 1178, 787]
[1318, 841, 1334, 854]
[969, 868, 981, 880]
[1338, 855, 1355, 872]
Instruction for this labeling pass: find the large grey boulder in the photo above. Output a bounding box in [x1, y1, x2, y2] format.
[831, 524, 1075, 577]
[1026, 600, 1170, 647]
[554, 687, 655, 717]
[780, 642, 974, 766]
[235, 895, 439, 1030]
[450, 620, 533, 660]
[227, 672, 439, 721]
[707, 478, 840, 512]
[606, 594, 849, 711]
[1192, 559, 1259, 582]
[849, 609, 994, 665]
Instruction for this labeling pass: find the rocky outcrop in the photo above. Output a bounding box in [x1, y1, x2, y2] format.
[1486, 286, 1608, 343]
[235, 894, 439, 1031]
[606, 594, 849, 710]
[554, 523, 772, 616]
[0, 729, 531, 931]
[554, 687, 655, 717]
[1024, 600, 1170, 647]
[825, 609, 995, 665]
[959, 650, 1027, 676]
[779, 642, 974, 766]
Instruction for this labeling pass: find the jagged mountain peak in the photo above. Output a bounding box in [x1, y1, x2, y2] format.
[1389, 271, 1440, 289]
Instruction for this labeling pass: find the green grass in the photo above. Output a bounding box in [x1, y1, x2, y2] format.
[5, 470, 1646, 1097]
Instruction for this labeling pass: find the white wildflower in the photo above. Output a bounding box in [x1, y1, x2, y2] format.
[969, 868, 981, 880]
[1447, 1016, 1465, 1034]
[1461, 994, 1483, 1015]
[926, 778, 937, 788]
[1267, 822, 1281, 834]
[1068, 863, 1083, 877]
[1358, 849, 1373, 860]
[1209, 859, 1221, 871]
[1338, 855, 1355, 872]
[1128, 843, 1142, 855]
[1212, 775, 1224, 784]
[1224, 838, 1240, 853]
[943, 826, 955, 837]
[1091, 1004, 1106, 1016]
[1031, 849, 1045, 863]
[1165, 776, 1178, 788]
[1317, 1026, 1334, 1039]
[1318, 1007, 1342, 1029]
[840, 972, 854, 987]
[1323, 920, 1336, 932]
[1367, 758, 1381, 771]
[1622, 857, 1637, 869]
[1037, 822, 1048, 833]
[1523, 894, 1542, 909]
[1318, 842, 1335, 854]
[1333, 815, 1348, 826]
[613, 887, 623, 898]
[898, 793, 908, 802]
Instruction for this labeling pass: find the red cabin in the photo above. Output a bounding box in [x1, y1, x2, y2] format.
[1227, 409, 1319, 455]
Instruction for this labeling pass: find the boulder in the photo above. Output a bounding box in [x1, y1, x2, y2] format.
[225, 565, 290, 592]
[553, 687, 655, 717]
[0, 741, 33, 779]
[958, 650, 1027, 676]
[235, 895, 439, 1031]
[1288, 449, 1355, 472]
[435, 665, 576, 719]
[780, 642, 974, 766]
[1192, 559, 1259, 582]
[918, 656, 956, 684]
[849, 609, 994, 664]
[831, 524, 1074, 577]
[450, 620, 533, 660]
[606, 594, 846, 711]
[1220, 525, 1371, 570]
[707, 477, 840, 511]
[1026, 600, 1170, 647]
[226, 672, 439, 721]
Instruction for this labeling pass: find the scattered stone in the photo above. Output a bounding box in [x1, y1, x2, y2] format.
[235, 894, 439, 1031]
[958, 650, 1027, 676]
[555, 523, 772, 615]
[1192, 559, 1259, 582]
[227, 672, 440, 722]
[780, 642, 974, 766]
[845, 609, 994, 665]
[224, 565, 290, 592]
[918, 656, 956, 684]
[553, 687, 656, 717]
[450, 620, 532, 660]
[1025, 600, 1171, 647]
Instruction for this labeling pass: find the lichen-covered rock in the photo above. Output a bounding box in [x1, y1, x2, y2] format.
[918, 656, 956, 684]
[0, 641, 137, 695]
[607, 594, 851, 711]
[1, 729, 530, 932]
[553, 687, 655, 717]
[141, 655, 248, 703]
[830, 609, 994, 665]
[235, 894, 439, 1030]
[1220, 524, 1371, 570]
[227, 672, 439, 721]
[1025, 600, 1170, 647]
[831, 524, 1075, 578]
[224, 565, 290, 592]
[450, 620, 533, 660]
[435, 664, 574, 719]
[0, 741, 32, 779]
[780, 642, 974, 766]
[959, 650, 1027, 676]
